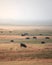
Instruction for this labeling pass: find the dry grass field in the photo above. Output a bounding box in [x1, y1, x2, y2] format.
[0, 26, 52, 65]
[0, 59, 52, 65]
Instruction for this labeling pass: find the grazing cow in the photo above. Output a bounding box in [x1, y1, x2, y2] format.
[41, 41, 45, 44]
[26, 37, 30, 39]
[10, 40, 14, 42]
[0, 31, 3, 33]
[9, 31, 12, 33]
[24, 33, 28, 35]
[21, 32, 28, 36]
[20, 43, 27, 48]
[21, 34, 25, 36]
[39, 34, 43, 35]
[33, 36, 37, 39]
[45, 37, 50, 39]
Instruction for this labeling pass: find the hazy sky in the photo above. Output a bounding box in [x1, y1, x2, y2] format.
[0, 0, 52, 25]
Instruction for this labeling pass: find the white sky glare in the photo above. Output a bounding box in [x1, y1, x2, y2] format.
[0, 0, 52, 25]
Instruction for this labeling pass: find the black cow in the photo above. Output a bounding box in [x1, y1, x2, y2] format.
[26, 37, 30, 39]
[10, 40, 14, 42]
[21, 34, 25, 36]
[41, 41, 45, 44]
[20, 43, 27, 48]
[39, 34, 43, 36]
[21, 33, 28, 36]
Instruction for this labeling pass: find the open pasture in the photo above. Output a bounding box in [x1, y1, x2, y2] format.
[0, 26, 52, 65]
[0, 35, 52, 44]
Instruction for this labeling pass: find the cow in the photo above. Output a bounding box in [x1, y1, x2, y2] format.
[21, 34, 25, 36]
[20, 43, 27, 48]
[21, 32, 28, 36]
[9, 31, 12, 33]
[0, 31, 3, 33]
[39, 34, 43, 36]
[33, 36, 37, 39]
[41, 41, 45, 44]
[10, 40, 14, 42]
[45, 37, 50, 39]
[26, 37, 30, 39]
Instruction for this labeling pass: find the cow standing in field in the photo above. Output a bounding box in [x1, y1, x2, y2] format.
[21, 32, 28, 36]
[26, 37, 30, 39]
[10, 40, 14, 42]
[45, 37, 50, 39]
[41, 41, 45, 44]
[20, 43, 27, 48]
[33, 36, 37, 39]
[39, 34, 43, 36]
